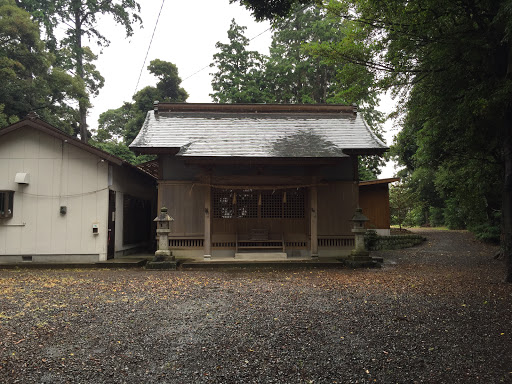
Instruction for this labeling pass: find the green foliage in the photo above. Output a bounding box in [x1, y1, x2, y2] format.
[148, 60, 189, 103]
[0, 0, 80, 131]
[403, 206, 424, 228]
[93, 59, 187, 163]
[210, 8, 386, 177]
[316, 0, 510, 251]
[234, 0, 312, 21]
[364, 229, 378, 249]
[89, 140, 154, 165]
[428, 207, 444, 228]
[17, 0, 142, 141]
[97, 102, 135, 143]
[90, 141, 136, 163]
[442, 198, 466, 231]
[470, 223, 501, 244]
[264, 5, 343, 104]
[0, 104, 19, 128]
[210, 19, 268, 103]
[389, 181, 416, 229]
[358, 155, 383, 181]
[239, 0, 512, 281]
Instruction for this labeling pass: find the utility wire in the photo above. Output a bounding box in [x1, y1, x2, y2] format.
[133, 0, 166, 94]
[248, 26, 272, 42]
[182, 25, 272, 83]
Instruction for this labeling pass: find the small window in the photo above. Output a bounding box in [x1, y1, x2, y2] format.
[0, 191, 14, 219]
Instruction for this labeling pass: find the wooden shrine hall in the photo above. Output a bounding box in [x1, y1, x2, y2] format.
[130, 102, 387, 260]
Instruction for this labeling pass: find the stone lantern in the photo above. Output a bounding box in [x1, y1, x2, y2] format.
[153, 207, 174, 261]
[347, 207, 374, 267]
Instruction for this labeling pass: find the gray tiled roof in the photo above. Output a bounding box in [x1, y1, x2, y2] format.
[130, 105, 387, 157]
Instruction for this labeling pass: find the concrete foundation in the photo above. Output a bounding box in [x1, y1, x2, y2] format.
[235, 252, 287, 261]
[0, 254, 101, 263]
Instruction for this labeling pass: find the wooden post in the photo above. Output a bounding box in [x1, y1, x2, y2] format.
[204, 185, 212, 260]
[310, 184, 318, 258]
[351, 154, 359, 181]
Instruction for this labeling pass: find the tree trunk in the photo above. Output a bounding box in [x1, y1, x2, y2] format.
[75, 8, 88, 143]
[79, 100, 87, 143]
[503, 113, 512, 282]
[504, 42, 512, 283]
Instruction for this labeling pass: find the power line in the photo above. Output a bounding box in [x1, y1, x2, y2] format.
[133, 0, 166, 95]
[182, 64, 211, 82]
[249, 26, 272, 42]
[186, 3, 313, 84]
[182, 26, 272, 83]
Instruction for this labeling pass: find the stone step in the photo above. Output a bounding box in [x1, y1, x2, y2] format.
[235, 252, 287, 261]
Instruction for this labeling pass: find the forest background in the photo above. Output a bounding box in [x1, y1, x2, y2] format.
[1, 0, 510, 280]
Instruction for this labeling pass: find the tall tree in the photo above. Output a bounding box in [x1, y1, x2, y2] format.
[210, 19, 268, 103]
[331, 0, 512, 281]
[93, 59, 188, 163]
[264, 5, 342, 104]
[148, 59, 189, 103]
[211, 8, 385, 179]
[266, 4, 385, 179]
[389, 180, 415, 230]
[234, 0, 311, 20]
[17, 0, 142, 142]
[238, 0, 512, 281]
[0, 0, 80, 131]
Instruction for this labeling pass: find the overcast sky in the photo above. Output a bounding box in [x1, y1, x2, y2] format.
[89, 0, 399, 177]
[90, 1, 271, 124]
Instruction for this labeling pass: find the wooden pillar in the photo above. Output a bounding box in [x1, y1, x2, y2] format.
[204, 185, 212, 260]
[351, 154, 359, 181]
[310, 184, 318, 258]
[157, 155, 165, 210]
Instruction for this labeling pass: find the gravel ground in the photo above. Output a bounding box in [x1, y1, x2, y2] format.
[1, 229, 511, 383]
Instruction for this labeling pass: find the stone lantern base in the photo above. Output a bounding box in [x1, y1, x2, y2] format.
[344, 255, 380, 268]
[154, 249, 173, 261]
[345, 248, 379, 268]
[146, 251, 177, 270]
[146, 260, 177, 270]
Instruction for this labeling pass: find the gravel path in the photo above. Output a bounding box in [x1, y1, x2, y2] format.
[0, 229, 511, 383]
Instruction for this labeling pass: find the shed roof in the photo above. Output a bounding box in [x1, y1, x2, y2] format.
[0, 114, 155, 180]
[359, 178, 400, 187]
[129, 103, 388, 157]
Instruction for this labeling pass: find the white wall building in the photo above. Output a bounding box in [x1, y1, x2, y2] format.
[0, 114, 156, 263]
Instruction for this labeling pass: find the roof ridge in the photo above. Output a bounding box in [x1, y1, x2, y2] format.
[153, 102, 357, 115]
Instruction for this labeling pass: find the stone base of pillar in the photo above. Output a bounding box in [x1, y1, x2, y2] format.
[203, 254, 211, 261]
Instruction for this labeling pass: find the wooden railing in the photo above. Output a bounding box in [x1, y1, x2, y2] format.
[168, 237, 204, 248]
[318, 237, 354, 247]
[236, 229, 285, 252]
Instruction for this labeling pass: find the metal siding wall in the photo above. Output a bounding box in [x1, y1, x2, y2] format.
[0, 128, 109, 260]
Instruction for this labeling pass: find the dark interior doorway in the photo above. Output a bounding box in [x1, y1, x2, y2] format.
[107, 190, 116, 259]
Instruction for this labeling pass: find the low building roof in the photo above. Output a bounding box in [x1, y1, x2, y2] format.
[129, 103, 388, 157]
[0, 113, 156, 180]
[359, 178, 400, 187]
